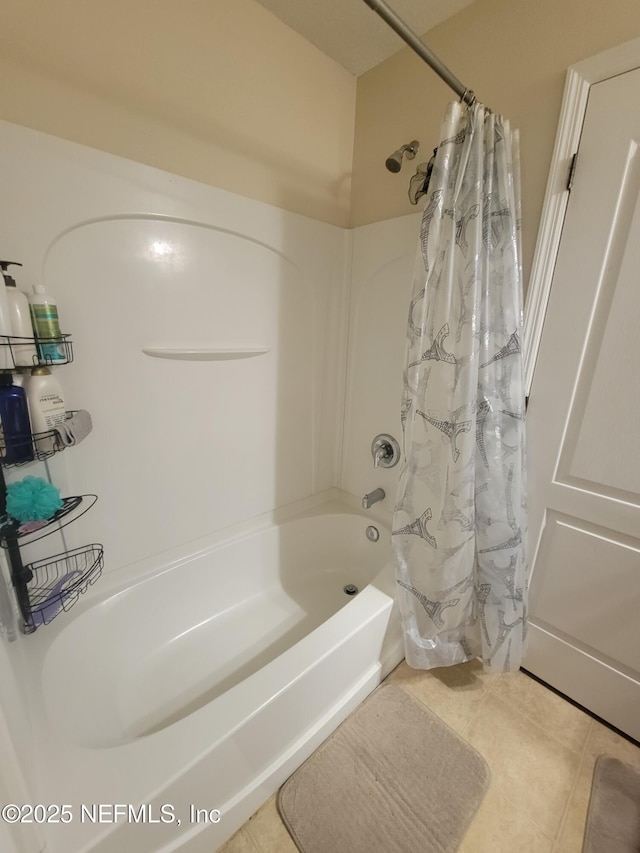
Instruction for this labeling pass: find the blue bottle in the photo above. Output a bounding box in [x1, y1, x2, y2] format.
[0, 373, 33, 464]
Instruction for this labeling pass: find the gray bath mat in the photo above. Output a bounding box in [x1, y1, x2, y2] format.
[277, 683, 489, 853]
[582, 755, 640, 853]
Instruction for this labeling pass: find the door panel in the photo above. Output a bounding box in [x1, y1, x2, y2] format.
[532, 513, 640, 672]
[562, 146, 640, 497]
[526, 66, 640, 740]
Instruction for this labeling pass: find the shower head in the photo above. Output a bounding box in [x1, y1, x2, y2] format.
[385, 152, 404, 173]
[385, 140, 420, 173]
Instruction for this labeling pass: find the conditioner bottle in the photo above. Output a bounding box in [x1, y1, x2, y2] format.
[25, 367, 66, 455]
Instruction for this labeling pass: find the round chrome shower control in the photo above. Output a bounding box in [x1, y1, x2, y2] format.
[371, 434, 400, 468]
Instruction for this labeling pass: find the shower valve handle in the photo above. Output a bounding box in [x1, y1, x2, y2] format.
[371, 434, 400, 468]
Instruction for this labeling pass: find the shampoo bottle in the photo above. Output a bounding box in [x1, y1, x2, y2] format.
[0, 373, 33, 464]
[29, 284, 64, 362]
[0, 263, 14, 371]
[25, 367, 66, 455]
[0, 261, 38, 367]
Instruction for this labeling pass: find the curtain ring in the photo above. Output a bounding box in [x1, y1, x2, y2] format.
[461, 88, 476, 108]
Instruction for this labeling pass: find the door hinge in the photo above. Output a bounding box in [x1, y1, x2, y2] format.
[567, 152, 578, 191]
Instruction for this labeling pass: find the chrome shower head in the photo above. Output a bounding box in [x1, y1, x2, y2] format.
[385, 139, 420, 173]
[385, 151, 404, 173]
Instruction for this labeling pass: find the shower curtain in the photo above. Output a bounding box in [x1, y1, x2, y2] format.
[393, 100, 527, 672]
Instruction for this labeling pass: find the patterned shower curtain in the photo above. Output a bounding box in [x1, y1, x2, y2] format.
[393, 100, 528, 672]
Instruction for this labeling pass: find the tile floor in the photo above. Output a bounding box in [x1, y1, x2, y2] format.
[220, 660, 640, 853]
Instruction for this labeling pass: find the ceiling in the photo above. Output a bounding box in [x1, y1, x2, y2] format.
[254, 0, 476, 76]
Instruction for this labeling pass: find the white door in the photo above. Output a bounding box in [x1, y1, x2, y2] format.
[525, 66, 640, 742]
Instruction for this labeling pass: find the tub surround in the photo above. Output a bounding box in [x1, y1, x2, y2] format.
[0, 118, 349, 577]
[0, 120, 412, 853]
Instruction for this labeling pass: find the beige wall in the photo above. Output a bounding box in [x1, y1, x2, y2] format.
[351, 0, 640, 289]
[0, 0, 356, 227]
[2, 0, 640, 265]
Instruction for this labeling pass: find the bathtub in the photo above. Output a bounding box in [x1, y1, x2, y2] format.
[23, 494, 403, 853]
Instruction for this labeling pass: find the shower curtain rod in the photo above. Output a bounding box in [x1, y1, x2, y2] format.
[361, 0, 476, 106]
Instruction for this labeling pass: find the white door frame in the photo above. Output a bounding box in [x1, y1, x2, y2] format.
[523, 36, 640, 395]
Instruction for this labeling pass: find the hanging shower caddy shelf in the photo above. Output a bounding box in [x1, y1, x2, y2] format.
[1, 484, 102, 634]
[19, 545, 104, 630]
[0, 411, 80, 467]
[0, 329, 102, 634]
[0, 333, 74, 367]
[0, 495, 98, 546]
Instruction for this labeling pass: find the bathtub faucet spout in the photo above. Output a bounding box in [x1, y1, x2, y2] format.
[362, 488, 385, 509]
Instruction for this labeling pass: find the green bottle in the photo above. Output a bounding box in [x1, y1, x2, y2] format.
[29, 284, 64, 362]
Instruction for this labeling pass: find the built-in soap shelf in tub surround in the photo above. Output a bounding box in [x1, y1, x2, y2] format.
[142, 346, 271, 361]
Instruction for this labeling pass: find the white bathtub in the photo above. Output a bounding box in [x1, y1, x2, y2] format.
[24, 495, 402, 853]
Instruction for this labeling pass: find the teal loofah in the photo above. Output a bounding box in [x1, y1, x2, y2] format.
[6, 476, 63, 522]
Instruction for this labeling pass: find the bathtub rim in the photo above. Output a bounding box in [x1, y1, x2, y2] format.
[29, 488, 399, 747]
[28, 487, 391, 641]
